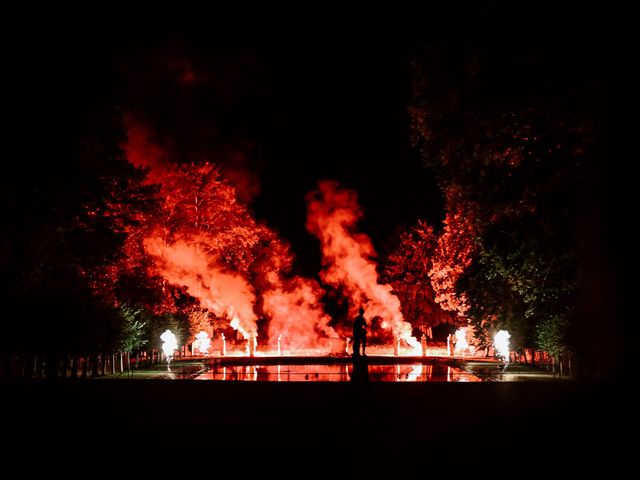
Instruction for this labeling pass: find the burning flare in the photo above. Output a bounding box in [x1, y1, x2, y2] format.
[494, 330, 510, 362]
[454, 327, 469, 354]
[160, 329, 178, 359]
[193, 331, 211, 355]
[306, 180, 419, 349]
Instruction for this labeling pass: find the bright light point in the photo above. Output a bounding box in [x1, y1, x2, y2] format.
[494, 329, 510, 362]
[193, 330, 210, 355]
[454, 327, 468, 353]
[160, 329, 178, 358]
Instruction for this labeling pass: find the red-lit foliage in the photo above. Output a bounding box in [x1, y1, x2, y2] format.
[384, 220, 458, 330]
[111, 117, 336, 349]
[428, 186, 478, 317]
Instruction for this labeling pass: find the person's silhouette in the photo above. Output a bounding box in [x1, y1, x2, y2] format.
[351, 355, 369, 383]
[352, 307, 368, 357]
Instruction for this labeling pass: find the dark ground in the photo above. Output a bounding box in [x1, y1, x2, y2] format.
[2, 379, 631, 475]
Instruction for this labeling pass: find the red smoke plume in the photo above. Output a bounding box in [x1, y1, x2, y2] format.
[306, 180, 419, 349]
[144, 235, 258, 339]
[263, 277, 336, 352]
[122, 113, 172, 185]
[121, 116, 335, 350]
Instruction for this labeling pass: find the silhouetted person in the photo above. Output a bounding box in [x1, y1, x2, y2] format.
[350, 355, 369, 383]
[352, 307, 368, 357]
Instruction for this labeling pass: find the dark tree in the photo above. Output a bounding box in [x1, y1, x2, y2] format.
[1, 7, 158, 376]
[409, 9, 614, 376]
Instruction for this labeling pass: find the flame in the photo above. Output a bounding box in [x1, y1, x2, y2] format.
[454, 327, 469, 354]
[494, 330, 510, 362]
[306, 180, 419, 349]
[193, 330, 211, 355]
[160, 329, 178, 358]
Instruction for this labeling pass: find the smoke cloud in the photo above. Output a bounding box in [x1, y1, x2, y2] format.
[123, 116, 336, 349]
[263, 277, 336, 351]
[145, 236, 258, 339]
[306, 180, 419, 348]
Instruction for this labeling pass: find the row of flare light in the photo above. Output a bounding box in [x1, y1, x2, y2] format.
[452, 327, 511, 362]
[161, 327, 510, 361]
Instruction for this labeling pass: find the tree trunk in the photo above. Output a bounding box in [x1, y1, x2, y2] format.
[24, 354, 34, 379]
[46, 354, 58, 379]
[90, 354, 98, 377]
[2, 353, 10, 378]
[17, 354, 22, 377]
[36, 354, 44, 379]
[16, 354, 24, 378]
[111, 353, 116, 375]
[70, 355, 78, 379]
[62, 355, 70, 379]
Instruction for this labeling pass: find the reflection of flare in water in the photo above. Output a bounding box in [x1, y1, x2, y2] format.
[454, 327, 469, 354]
[407, 364, 423, 381]
[160, 330, 178, 359]
[193, 331, 210, 355]
[494, 330, 510, 362]
[246, 336, 257, 357]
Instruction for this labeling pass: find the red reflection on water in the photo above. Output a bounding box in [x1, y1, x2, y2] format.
[194, 364, 481, 382]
